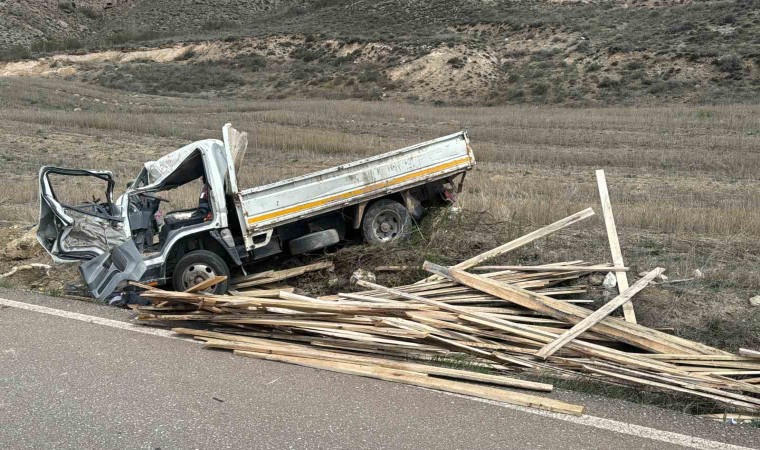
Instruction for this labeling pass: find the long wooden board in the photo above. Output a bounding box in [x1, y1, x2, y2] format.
[596, 169, 636, 323]
[423, 208, 595, 282]
[234, 350, 584, 415]
[536, 268, 664, 359]
[422, 261, 728, 356]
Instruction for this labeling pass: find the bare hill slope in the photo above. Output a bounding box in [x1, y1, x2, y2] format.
[1, 0, 759, 105]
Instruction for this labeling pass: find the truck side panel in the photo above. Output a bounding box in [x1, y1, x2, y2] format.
[239, 131, 474, 233]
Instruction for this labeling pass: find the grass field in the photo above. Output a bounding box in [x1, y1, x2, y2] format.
[1, 76, 758, 349]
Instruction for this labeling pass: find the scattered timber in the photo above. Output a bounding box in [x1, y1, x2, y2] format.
[132, 204, 759, 416]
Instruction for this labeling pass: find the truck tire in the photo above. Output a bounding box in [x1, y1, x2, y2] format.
[172, 250, 229, 294]
[362, 199, 412, 244]
[289, 229, 340, 255]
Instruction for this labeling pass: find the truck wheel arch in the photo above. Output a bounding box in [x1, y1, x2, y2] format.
[353, 192, 416, 230]
[163, 231, 239, 280]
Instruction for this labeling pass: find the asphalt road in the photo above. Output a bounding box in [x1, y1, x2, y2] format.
[1, 288, 758, 449]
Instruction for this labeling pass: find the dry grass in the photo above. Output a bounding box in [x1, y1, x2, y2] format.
[1, 77, 759, 347]
[4, 78, 758, 235]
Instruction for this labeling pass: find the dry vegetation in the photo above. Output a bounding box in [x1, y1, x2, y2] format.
[3, 0, 760, 105]
[0, 76, 759, 349]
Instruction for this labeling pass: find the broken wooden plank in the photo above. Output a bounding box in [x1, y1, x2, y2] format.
[739, 348, 760, 359]
[228, 288, 293, 297]
[375, 265, 412, 272]
[234, 350, 584, 415]
[184, 275, 227, 293]
[473, 265, 627, 272]
[596, 169, 636, 324]
[423, 208, 595, 282]
[535, 268, 664, 359]
[423, 261, 729, 356]
[232, 261, 334, 288]
[199, 334, 552, 391]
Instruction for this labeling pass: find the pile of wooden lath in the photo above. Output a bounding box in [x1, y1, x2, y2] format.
[133, 171, 760, 416]
[227, 261, 334, 294]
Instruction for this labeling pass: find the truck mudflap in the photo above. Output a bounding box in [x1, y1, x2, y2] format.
[79, 240, 146, 301]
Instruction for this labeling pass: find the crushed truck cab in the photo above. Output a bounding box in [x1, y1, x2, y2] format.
[38, 124, 475, 300]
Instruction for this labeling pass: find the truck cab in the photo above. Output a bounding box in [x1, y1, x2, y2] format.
[38, 125, 474, 300]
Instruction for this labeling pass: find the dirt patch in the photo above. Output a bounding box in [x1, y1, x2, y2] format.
[2, 226, 43, 261]
[0, 225, 81, 295]
[388, 45, 499, 100]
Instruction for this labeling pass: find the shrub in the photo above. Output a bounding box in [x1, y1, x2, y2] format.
[360, 87, 383, 101]
[714, 54, 743, 77]
[0, 45, 31, 61]
[506, 87, 524, 101]
[202, 19, 236, 31]
[575, 40, 591, 54]
[233, 54, 267, 71]
[446, 56, 466, 69]
[31, 38, 83, 53]
[290, 46, 326, 62]
[597, 77, 620, 89]
[58, 1, 75, 13]
[96, 63, 243, 95]
[531, 82, 549, 96]
[357, 66, 382, 83]
[106, 29, 162, 45]
[176, 49, 196, 61]
[607, 43, 632, 54]
[79, 6, 102, 18]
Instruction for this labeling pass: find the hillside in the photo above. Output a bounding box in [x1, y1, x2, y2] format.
[1, 0, 759, 105]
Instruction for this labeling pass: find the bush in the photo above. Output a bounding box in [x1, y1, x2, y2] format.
[597, 77, 620, 89]
[202, 19, 236, 31]
[357, 66, 382, 83]
[233, 54, 267, 71]
[0, 45, 31, 61]
[176, 49, 196, 61]
[531, 82, 549, 96]
[79, 5, 102, 18]
[96, 63, 243, 95]
[290, 46, 326, 62]
[714, 54, 743, 77]
[575, 40, 591, 54]
[31, 38, 83, 53]
[446, 56, 466, 69]
[58, 1, 75, 13]
[106, 29, 162, 45]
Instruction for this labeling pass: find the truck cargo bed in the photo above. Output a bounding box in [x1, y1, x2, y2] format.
[239, 131, 474, 231]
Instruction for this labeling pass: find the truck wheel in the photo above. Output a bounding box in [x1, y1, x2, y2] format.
[362, 199, 412, 244]
[172, 250, 229, 294]
[289, 229, 340, 255]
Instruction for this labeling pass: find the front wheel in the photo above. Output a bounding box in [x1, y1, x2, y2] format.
[361, 199, 412, 245]
[172, 250, 229, 294]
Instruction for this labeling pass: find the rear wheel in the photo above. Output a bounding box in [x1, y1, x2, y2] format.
[361, 199, 412, 244]
[172, 250, 229, 294]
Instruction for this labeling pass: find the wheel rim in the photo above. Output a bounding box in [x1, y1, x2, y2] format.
[181, 263, 216, 292]
[372, 210, 402, 242]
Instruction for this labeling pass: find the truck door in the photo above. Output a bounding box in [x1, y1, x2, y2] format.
[37, 166, 128, 261]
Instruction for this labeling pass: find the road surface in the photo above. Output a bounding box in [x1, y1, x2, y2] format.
[1, 288, 758, 449]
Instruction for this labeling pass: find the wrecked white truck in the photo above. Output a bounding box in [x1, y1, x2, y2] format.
[37, 125, 475, 300]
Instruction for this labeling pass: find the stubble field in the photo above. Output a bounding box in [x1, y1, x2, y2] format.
[1, 76, 758, 350]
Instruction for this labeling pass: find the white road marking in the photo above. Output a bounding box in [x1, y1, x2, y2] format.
[0, 296, 754, 450]
[0, 297, 185, 340]
[430, 390, 754, 450]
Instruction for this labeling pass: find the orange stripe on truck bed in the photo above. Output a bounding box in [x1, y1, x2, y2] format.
[246, 156, 472, 226]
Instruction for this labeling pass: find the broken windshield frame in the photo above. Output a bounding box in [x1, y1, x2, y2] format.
[43, 168, 122, 222]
